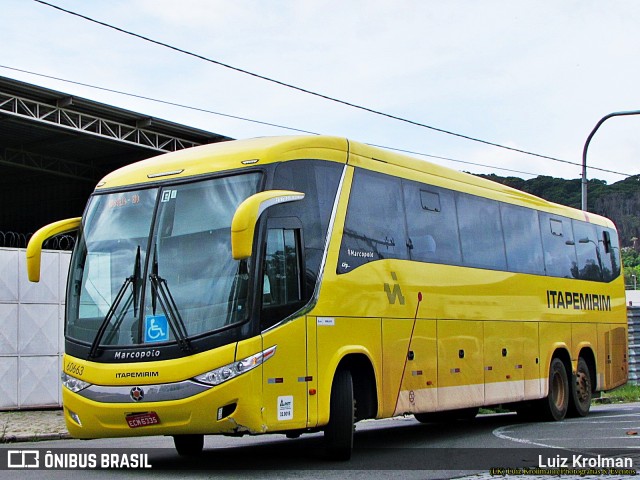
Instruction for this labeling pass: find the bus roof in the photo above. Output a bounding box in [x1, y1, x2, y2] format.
[95, 135, 614, 228]
[96, 136, 348, 189]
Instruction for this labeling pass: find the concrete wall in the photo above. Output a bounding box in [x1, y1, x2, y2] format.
[0, 248, 69, 410]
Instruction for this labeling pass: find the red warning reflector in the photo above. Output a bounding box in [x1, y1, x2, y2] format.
[126, 412, 160, 428]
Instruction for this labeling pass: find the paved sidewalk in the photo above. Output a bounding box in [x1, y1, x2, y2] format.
[0, 409, 69, 442]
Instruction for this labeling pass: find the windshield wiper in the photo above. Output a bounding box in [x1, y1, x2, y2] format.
[88, 276, 133, 358]
[132, 245, 141, 316]
[103, 246, 142, 346]
[149, 273, 192, 352]
[88, 246, 141, 358]
[149, 247, 192, 352]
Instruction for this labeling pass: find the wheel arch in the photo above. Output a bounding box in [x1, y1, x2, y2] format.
[336, 353, 379, 422]
[318, 348, 380, 426]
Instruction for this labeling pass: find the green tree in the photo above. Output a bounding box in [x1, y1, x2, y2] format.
[624, 264, 640, 290]
[621, 247, 640, 268]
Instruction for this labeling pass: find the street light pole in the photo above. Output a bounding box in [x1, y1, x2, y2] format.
[581, 110, 640, 211]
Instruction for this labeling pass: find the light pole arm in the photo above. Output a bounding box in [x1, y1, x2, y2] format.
[582, 110, 640, 211]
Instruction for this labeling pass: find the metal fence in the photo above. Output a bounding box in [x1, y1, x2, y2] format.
[0, 231, 75, 250]
[627, 306, 640, 385]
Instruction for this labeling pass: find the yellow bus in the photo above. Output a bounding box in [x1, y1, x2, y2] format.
[27, 136, 627, 460]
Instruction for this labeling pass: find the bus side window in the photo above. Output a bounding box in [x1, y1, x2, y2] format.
[338, 169, 408, 273]
[572, 219, 602, 281]
[456, 193, 507, 271]
[402, 181, 462, 265]
[500, 203, 545, 275]
[261, 227, 303, 329]
[598, 226, 621, 282]
[540, 213, 578, 278]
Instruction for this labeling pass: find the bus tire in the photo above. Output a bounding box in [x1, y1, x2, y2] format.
[538, 357, 569, 421]
[567, 357, 592, 417]
[324, 368, 355, 461]
[173, 434, 204, 456]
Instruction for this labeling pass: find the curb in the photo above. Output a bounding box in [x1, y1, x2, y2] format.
[1, 432, 71, 443]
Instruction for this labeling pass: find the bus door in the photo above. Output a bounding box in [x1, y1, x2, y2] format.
[259, 218, 309, 430]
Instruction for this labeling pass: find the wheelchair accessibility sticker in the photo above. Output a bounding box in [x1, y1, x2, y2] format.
[144, 315, 169, 343]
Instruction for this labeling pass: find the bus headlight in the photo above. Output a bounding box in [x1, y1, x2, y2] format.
[61, 371, 91, 393]
[194, 345, 276, 386]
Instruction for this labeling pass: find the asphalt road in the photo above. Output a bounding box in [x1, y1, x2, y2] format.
[2, 402, 640, 479]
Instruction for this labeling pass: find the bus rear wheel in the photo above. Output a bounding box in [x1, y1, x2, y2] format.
[537, 357, 569, 421]
[173, 434, 204, 456]
[324, 368, 355, 461]
[568, 357, 592, 417]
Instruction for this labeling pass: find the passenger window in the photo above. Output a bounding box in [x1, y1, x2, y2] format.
[338, 169, 408, 273]
[403, 182, 462, 265]
[540, 213, 578, 278]
[456, 193, 506, 270]
[263, 228, 302, 307]
[500, 204, 545, 275]
[573, 220, 602, 281]
[261, 227, 303, 329]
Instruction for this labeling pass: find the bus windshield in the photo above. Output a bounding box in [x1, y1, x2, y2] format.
[66, 173, 262, 350]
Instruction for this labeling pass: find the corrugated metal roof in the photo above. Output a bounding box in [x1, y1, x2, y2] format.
[0, 75, 232, 235]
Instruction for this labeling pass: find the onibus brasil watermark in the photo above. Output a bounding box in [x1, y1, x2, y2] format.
[6, 449, 152, 470]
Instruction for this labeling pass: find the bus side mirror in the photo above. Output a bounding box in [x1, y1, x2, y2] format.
[231, 190, 304, 260]
[26, 217, 82, 282]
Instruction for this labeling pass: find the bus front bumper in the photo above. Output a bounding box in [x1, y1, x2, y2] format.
[62, 370, 264, 439]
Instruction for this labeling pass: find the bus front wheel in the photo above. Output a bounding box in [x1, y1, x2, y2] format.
[173, 434, 204, 456]
[324, 368, 355, 461]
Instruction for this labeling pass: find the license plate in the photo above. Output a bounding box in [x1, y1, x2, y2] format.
[126, 412, 160, 428]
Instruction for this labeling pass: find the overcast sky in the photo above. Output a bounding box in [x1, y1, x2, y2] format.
[2, 0, 640, 184]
